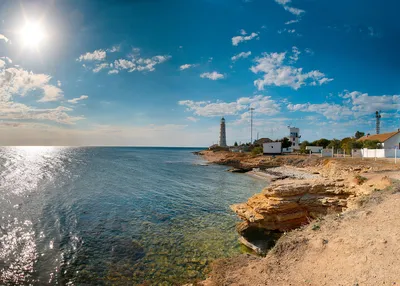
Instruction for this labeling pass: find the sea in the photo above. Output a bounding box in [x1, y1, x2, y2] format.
[0, 147, 267, 285]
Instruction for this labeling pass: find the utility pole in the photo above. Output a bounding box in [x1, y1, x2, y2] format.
[250, 108, 255, 144]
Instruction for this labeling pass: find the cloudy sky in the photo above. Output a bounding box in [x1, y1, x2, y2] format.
[0, 0, 399, 146]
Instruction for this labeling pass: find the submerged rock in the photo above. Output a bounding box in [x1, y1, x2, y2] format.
[110, 238, 145, 263]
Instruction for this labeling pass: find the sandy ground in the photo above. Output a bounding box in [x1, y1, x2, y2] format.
[191, 151, 400, 286]
[247, 166, 320, 181]
[199, 150, 400, 171]
[201, 182, 400, 286]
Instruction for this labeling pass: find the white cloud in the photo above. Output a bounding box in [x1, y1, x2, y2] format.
[107, 45, 120, 53]
[304, 48, 314, 55]
[274, 0, 305, 15]
[1, 57, 12, 64]
[289, 46, 300, 62]
[136, 55, 171, 72]
[250, 51, 333, 90]
[284, 6, 305, 15]
[285, 19, 299, 25]
[132, 47, 141, 54]
[112, 55, 171, 73]
[340, 91, 400, 114]
[179, 95, 280, 117]
[0, 102, 83, 124]
[287, 103, 353, 120]
[93, 63, 110, 73]
[278, 28, 297, 34]
[108, 69, 119, 75]
[77, 49, 106, 62]
[0, 59, 83, 128]
[232, 32, 258, 46]
[0, 67, 64, 102]
[38, 85, 64, 102]
[231, 51, 251, 62]
[200, 71, 225, 80]
[0, 59, 5, 68]
[187, 116, 198, 122]
[180, 64, 194, 70]
[0, 34, 9, 43]
[287, 90, 400, 121]
[240, 29, 247, 35]
[67, 95, 89, 104]
[114, 59, 135, 71]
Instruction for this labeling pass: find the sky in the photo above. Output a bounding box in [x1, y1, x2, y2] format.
[0, 0, 399, 146]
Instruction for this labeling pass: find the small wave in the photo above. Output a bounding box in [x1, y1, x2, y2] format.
[164, 161, 191, 164]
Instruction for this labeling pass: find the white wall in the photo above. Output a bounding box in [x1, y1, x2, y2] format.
[361, 148, 400, 158]
[306, 146, 323, 153]
[263, 142, 282, 154]
[383, 133, 400, 149]
[352, 149, 362, 157]
[321, 149, 333, 157]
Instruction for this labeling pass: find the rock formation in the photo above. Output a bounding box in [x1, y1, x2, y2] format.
[231, 178, 353, 234]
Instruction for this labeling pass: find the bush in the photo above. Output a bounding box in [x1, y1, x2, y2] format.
[362, 140, 382, 149]
[251, 146, 263, 155]
[354, 175, 367, 185]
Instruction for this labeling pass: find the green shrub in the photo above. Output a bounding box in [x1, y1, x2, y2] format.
[354, 175, 367, 185]
[251, 146, 263, 155]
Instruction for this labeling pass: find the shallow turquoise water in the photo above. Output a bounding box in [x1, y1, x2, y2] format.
[0, 147, 267, 285]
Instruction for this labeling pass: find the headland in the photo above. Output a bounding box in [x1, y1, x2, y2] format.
[192, 150, 400, 286]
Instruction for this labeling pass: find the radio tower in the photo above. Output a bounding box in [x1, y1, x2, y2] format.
[250, 108, 255, 144]
[375, 111, 381, 134]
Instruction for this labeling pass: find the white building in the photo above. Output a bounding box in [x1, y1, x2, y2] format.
[289, 127, 300, 150]
[263, 142, 282, 154]
[306, 146, 323, 153]
[358, 130, 400, 149]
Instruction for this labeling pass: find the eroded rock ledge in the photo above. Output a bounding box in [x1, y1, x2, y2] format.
[231, 179, 353, 233]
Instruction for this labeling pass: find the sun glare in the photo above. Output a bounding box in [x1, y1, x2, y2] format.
[19, 21, 46, 49]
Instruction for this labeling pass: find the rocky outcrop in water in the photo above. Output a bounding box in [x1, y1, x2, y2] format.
[231, 179, 353, 233]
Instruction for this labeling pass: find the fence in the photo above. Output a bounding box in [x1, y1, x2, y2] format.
[319, 148, 348, 157]
[361, 148, 400, 158]
[317, 148, 400, 161]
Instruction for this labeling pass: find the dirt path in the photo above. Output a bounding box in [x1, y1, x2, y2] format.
[205, 186, 400, 286]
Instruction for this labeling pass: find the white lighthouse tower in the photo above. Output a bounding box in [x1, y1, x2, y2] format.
[219, 117, 227, 147]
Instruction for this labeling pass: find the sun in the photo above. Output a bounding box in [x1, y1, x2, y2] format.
[19, 21, 46, 49]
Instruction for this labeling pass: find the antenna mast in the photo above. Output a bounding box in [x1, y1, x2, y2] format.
[375, 111, 381, 134]
[250, 108, 255, 144]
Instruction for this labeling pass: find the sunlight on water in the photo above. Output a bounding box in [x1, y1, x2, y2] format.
[0, 147, 267, 285]
[0, 146, 64, 195]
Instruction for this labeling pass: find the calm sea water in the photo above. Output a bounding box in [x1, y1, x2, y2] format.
[0, 147, 267, 285]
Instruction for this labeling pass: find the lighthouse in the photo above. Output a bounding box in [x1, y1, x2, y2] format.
[219, 117, 227, 147]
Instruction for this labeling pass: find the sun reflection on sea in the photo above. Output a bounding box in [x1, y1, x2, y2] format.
[0, 147, 68, 284]
[0, 146, 65, 195]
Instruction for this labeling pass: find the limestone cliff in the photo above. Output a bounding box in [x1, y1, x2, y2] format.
[231, 179, 352, 233]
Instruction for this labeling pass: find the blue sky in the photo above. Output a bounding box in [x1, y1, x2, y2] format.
[0, 0, 399, 146]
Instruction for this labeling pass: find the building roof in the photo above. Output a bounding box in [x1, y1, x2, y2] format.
[254, 138, 273, 145]
[358, 131, 400, 142]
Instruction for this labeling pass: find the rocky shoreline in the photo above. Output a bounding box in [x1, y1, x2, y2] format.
[191, 150, 400, 285]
